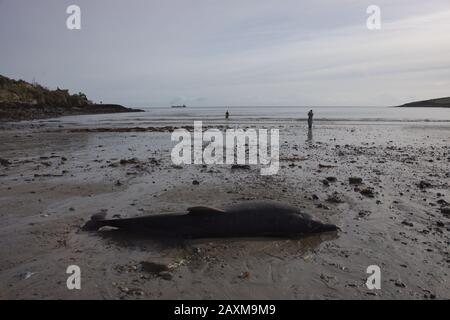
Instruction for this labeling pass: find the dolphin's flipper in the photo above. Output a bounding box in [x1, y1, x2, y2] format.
[187, 206, 225, 215]
[91, 211, 107, 221]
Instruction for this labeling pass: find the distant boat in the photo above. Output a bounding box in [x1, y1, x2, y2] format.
[171, 104, 186, 108]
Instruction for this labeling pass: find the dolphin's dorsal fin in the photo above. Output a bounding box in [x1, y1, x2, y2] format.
[91, 210, 107, 221]
[187, 206, 225, 215]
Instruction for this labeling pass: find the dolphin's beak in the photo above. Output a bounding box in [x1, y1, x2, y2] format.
[319, 222, 339, 233]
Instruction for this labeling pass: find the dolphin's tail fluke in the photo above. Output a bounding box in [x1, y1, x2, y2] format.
[82, 211, 107, 231]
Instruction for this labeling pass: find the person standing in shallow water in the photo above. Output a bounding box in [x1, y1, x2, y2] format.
[225, 110, 229, 120]
[307, 109, 313, 129]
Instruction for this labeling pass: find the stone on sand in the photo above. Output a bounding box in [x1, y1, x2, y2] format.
[440, 207, 450, 216]
[349, 177, 363, 185]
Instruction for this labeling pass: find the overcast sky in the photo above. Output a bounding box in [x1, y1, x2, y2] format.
[1, 0, 450, 107]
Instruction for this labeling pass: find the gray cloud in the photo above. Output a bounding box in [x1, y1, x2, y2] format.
[1, 0, 449, 106]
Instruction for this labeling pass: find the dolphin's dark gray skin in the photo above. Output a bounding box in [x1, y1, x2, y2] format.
[82, 201, 338, 238]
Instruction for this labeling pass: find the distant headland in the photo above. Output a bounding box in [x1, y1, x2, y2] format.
[0, 75, 143, 122]
[397, 97, 450, 108]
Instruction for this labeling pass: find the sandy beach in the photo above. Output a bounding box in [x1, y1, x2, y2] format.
[0, 110, 449, 300]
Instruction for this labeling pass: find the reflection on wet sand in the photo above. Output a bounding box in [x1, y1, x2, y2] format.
[95, 227, 339, 280]
[96, 227, 338, 254]
[307, 128, 313, 143]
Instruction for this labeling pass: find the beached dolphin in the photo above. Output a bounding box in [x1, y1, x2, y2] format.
[82, 201, 338, 238]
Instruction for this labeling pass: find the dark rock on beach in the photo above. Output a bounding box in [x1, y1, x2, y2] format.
[418, 181, 432, 189]
[441, 207, 450, 216]
[326, 192, 344, 203]
[360, 188, 375, 198]
[231, 164, 251, 170]
[140, 260, 171, 274]
[349, 177, 363, 185]
[0, 158, 11, 166]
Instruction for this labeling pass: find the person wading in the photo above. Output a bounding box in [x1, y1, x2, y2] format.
[225, 110, 229, 120]
[307, 109, 313, 129]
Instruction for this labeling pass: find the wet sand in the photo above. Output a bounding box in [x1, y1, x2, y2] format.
[0, 118, 449, 299]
